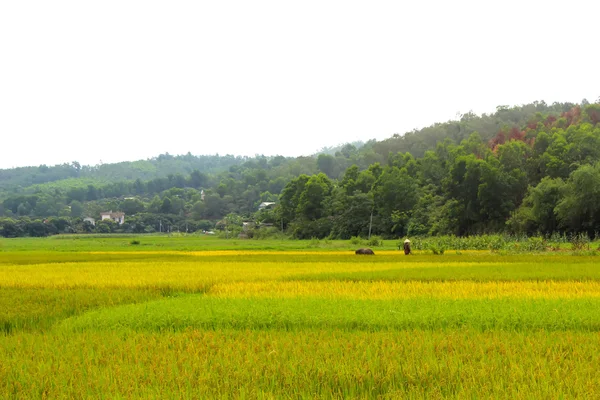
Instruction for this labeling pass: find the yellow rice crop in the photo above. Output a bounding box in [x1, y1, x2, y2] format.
[0, 259, 492, 289]
[3, 247, 600, 398]
[208, 280, 600, 299]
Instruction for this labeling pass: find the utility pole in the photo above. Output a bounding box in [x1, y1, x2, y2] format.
[368, 187, 375, 240]
[159, 220, 162, 233]
[368, 208, 373, 240]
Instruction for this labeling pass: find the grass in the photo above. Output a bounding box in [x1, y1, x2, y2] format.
[1, 236, 600, 398]
[1, 234, 397, 252]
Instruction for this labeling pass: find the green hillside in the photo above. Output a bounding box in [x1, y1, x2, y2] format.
[2, 100, 599, 238]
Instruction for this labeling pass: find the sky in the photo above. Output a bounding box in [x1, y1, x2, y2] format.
[1, 0, 598, 169]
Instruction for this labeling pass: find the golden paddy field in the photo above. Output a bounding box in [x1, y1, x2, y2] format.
[2, 236, 600, 398]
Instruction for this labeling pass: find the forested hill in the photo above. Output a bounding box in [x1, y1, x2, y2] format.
[0, 154, 268, 192]
[370, 101, 582, 158]
[0, 100, 580, 192]
[1, 99, 600, 238]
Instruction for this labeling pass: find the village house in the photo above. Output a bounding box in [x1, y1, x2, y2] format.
[100, 210, 125, 225]
[258, 202, 275, 211]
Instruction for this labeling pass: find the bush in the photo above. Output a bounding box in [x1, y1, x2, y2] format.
[350, 236, 363, 245]
[571, 233, 591, 251]
[523, 237, 547, 252]
[307, 237, 321, 248]
[252, 227, 287, 240]
[487, 236, 504, 252]
[130, 240, 141, 245]
[429, 240, 446, 255]
[366, 235, 383, 247]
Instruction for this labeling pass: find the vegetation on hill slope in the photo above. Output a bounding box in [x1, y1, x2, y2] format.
[1, 100, 600, 238]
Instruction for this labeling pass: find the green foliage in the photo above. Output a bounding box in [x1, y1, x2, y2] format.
[250, 227, 287, 240]
[289, 218, 333, 240]
[2, 100, 600, 240]
[405, 235, 556, 253]
[69, 200, 84, 218]
[570, 233, 591, 251]
[366, 235, 383, 247]
[556, 163, 600, 233]
[429, 240, 447, 255]
[349, 236, 363, 245]
[521, 237, 547, 252]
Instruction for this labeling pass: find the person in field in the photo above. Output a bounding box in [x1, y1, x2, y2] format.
[403, 239, 411, 255]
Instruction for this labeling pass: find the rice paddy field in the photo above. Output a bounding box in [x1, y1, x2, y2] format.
[2, 235, 600, 399]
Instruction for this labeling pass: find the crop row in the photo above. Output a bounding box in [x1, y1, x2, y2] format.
[2, 254, 600, 289]
[208, 280, 600, 299]
[60, 296, 600, 332]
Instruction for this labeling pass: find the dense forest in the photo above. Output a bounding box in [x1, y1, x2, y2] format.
[1, 99, 600, 239]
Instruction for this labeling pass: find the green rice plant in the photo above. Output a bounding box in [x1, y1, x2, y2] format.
[0, 288, 162, 333]
[60, 296, 600, 333]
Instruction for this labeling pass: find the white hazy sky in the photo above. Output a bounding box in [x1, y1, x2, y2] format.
[1, 1, 598, 169]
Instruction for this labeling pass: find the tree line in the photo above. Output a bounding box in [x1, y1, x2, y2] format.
[1, 100, 599, 238]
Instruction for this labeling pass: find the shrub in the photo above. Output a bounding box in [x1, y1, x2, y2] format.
[350, 236, 363, 245]
[130, 240, 140, 245]
[487, 236, 504, 252]
[307, 237, 321, 248]
[571, 233, 591, 251]
[524, 237, 547, 252]
[252, 227, 286, 240]
[366, 236, 383, 247]
[429, 240, 446, 255]
[550, 232, 568, 244]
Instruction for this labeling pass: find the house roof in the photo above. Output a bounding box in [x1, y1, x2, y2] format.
[258, 202, 276, 209]
[101, 210, 125, 217]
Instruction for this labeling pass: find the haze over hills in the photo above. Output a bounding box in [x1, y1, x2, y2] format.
[1, 99, 600, 239]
